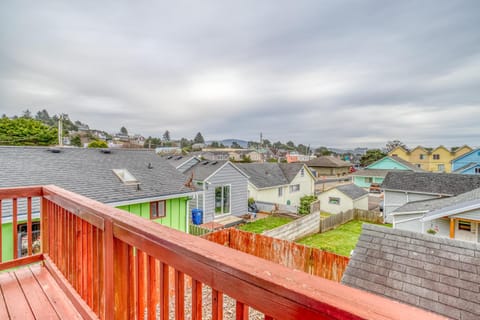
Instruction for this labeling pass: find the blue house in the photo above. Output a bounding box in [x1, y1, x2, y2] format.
[452, 148, 480, 174]
[351, 156, 424, 188]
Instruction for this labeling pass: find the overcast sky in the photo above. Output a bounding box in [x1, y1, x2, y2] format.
[1, 1, 479, 148]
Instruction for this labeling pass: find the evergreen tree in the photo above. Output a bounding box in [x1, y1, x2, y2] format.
[193, 132, 205, 144]
[162, 130, 171, 142]
[360, 149, 386, 167]
[120, 126, 128, 135]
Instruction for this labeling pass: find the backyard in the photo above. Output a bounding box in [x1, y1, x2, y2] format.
[238, 216, 292, 234]
[297, 220, 391, 257]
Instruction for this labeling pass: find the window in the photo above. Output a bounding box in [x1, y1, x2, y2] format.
[278, 187, 283, 197]
[300, 168, 305, 177]
[419, 154, 425, 160]
[365, 177, 373, 184]
[416, 164, 422, 168]
[391, 154, 398, 157]
[150, 201, 166, 219]
[433, 154, 440, 160]
[289, 184, 300, 193]
[475, 168, 480, 174]
[18, 222, 41, 257]
[437, 164, 445, 172]
[329, 197, 340, 205]
[215, 185, 231, 215]
[458, 221, 471, 231]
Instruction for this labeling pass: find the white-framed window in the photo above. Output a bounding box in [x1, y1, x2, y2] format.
[329, 197, 340, 205]
[438, 164, 445, 172]
[215, 185, 231, 215]
[278, 187, 283, 197]
[300, 168, 305, 177]
[433, 154, 440, 160]
[419, 154, 425, 160]
[365, 177, 373, 184]
[289, 184, 300, 193]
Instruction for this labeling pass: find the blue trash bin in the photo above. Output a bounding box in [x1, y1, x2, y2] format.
[192, 208, 203, 225]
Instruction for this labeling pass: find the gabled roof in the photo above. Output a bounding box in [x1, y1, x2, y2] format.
[409, 145, 429, 154]
[451, 148, 480, 163]
[381, 171, 480, 196]
[422, 196, 480, 222]
[342, 224, 480, 320]
[336, 184, 368, 200]
[453, 162, 479, 173]
[367, 156, 424, 172]
[389, 145, 410, 154]
[393, 187, 480, 215]
[431, 145, 450, 153]
[305, 156, 351, 168]
[236, 163, 311, 189]
[183, 160, 248, 182]
[161, 155, 199, 169]
[0, 146, 194, 205]
[350, 169, 393, 178]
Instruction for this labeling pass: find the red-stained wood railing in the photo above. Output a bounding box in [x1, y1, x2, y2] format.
[0, 186, 448, 320]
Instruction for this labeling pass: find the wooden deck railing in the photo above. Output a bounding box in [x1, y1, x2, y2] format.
[0, 186, 447, 320]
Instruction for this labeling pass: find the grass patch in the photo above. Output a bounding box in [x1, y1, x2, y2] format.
[239, 216, 292, 234]
[320, 211, 332, 218]
[297, 220, 391, 257]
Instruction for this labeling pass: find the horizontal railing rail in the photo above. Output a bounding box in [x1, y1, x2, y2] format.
[0, 185, 447, 320]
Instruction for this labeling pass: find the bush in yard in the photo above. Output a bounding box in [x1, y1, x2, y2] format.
[298, 195, 318, 215]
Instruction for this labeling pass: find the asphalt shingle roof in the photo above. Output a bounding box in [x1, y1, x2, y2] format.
[342, 224, 480, 320]
[381, 171, 480, 195]
[336, 184, 368, 200]
[183, 160, 228, 181]
[305, 156, 351, 168]
[0, 146, 193, 205]
[350, 169, 394, 178]
[393, 187, 480, 214]
[236, 163, 307, 189]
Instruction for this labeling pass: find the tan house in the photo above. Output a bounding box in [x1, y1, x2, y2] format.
[388, 145, 472, 173]
[318, 184, 368, 214]
[305, 156, 352, 177]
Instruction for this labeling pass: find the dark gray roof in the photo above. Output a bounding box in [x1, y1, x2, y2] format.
[236, 163, 289, 188]
[0, 146, 193, 205]
[336, 184, 368, 200]
[393, 187, 480, 214]
[381, 171, 480, 195]
[161, 154, 196, 167]
[278, 163, 310, 182]
[342, 224, 480, 320]
[305, 156, 351, 168]
[453, 162, 479, 173]
[183, 160, 238, 181]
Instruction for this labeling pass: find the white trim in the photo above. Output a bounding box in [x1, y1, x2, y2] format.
[107, 192, 198, 207]
[395, 215, 424, 224]
[214, 184, 232, 217]
[390, 210, 428, 216]
[204, 161, 249, 182]
[383, 188, 453, 197]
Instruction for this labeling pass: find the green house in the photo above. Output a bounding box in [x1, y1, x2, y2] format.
[0, 147, 197, 262]
[351, 156, 424, 189]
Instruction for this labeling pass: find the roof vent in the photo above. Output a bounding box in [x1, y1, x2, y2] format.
[202, 161, 209, 165]
[48, 148, 61, 153]
[175, 156, 183, 160]
[166, 156, 173, 160]
[211, 161, 218, 165]
[147, 163, 153, 169]
[100, 149, 111, 154]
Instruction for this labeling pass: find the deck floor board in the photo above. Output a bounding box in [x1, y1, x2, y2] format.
[0, 263, 84, 320]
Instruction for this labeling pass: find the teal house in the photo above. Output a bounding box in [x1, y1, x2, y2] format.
[351, 156, 424, 189]
[0, 147, 197, 262]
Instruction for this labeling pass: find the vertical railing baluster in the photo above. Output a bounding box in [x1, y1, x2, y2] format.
[175, 270, 185, 320]
[0, 199, 3, 263]
[212, 289, 223, 320]
[27, 197, 32, 256]
[236, 301, 248, 320]
[160, 262, 169, 320]
[192, 280, 202, 320]
[12, 198, 18, 260]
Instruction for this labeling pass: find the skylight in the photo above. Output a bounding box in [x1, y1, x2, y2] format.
[112, 169, 139, 185]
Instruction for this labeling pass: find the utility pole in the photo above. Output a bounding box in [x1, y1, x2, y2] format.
[58, 114, 63, 146]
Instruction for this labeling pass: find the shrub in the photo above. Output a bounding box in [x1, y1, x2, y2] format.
[88, 140, 108, 148]
[298, 195, 318, 215]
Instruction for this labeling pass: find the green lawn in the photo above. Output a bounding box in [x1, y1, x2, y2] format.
[297, 220, 391, 257]
[239, 216, 292, 234]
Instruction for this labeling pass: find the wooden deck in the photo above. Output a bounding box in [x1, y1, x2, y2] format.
[0, 263, 83, 320]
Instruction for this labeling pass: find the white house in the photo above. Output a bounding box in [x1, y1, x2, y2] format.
[318, 184, 369, 214]
[237, 163, 315, 207]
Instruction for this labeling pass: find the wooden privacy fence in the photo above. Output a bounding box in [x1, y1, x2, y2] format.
[203, 228, 350, 282]
[262, 212, 320, 241]
[310, 199, 321, 214]
[320, 209, 384, 233]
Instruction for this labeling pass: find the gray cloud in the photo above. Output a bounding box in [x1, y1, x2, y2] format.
[1, 0, 479, 148]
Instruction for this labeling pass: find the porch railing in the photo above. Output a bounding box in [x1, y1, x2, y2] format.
[0, 185, 446, 319]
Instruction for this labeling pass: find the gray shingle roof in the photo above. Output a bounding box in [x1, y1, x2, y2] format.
[161, 155, 196, 168]
[342, 224, 480, 320]
[393, 187, 480, 214]
[305, 156, 351, 168]
[336, 184, 368, 200]
[236, 163, 289, 188]
[381, 171, 480, 195]
[183, 160, 228, 181]
[350, 169, 394, 178]
[278, 163, 309, 182]
[0, 146, 193, 205]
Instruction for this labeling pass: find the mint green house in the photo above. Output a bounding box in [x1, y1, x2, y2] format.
[0, 147, 197, 262]
[351, 156, 424, 189]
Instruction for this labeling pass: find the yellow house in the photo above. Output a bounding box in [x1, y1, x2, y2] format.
[388, 145, 472, 173]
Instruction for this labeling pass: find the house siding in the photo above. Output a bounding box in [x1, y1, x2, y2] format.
[353, 196, 369, 211]
[384, 190, 440, 223]
[318, 188, 354, 214]
[353, 176, 384, 188]
[203, 163, 248, 222]
[452, 149, 480, 173]
[368, 158, 410, 170]
[393, 213, 424, 233]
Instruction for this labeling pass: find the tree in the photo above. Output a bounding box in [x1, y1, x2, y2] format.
[120, 126, 128, 136]
[144, 136, 162, 149]
[360, 149, 386, 167]
[193, 132, 205, 144]
[297, 144, 308, 155]
[286, 141, 295, 150]
[70, 135, 82, 147]
[386, 140, 407, 153]
[315, 146, 331, 156]
[162, 130, 170, 142]
[231, 141, 242, 149]
[22, 109, 32, 119]
[88, 140, 108, 148]
[0, 117, 57, 146]
[262, 139, 271, 147]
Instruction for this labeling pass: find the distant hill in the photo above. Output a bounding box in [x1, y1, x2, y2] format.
[206, 139, 249, 148]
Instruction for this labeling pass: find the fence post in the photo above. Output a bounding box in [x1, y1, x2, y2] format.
[103, 219, 114, 319]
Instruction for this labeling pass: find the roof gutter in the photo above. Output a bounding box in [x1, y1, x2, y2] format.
[382, 188, 454, 197]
